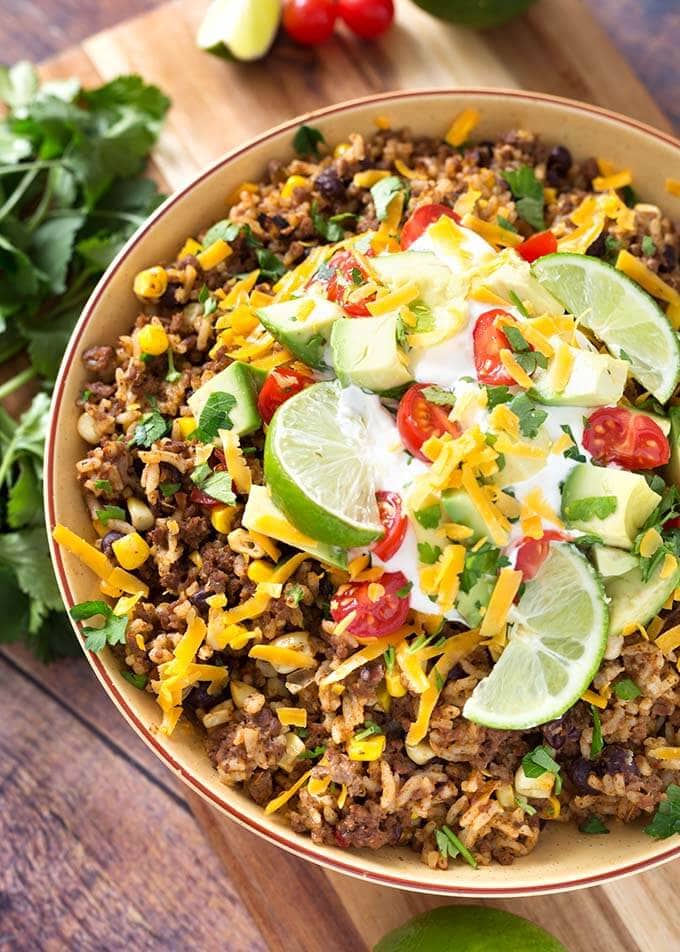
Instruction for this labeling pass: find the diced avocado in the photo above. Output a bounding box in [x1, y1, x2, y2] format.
[370, 251, 453, 306]
[442, 488, 495, 544]
[330, 314, 413, 393]
[591, 545, 639, 578]
[666, 406, 680, 487]
[532, 350, 628, 406]
[473, 251, 563, 315]
[491, 426, 551, 489]
[606, 559, 680, 636]
[561, 463, 660, 549]
[456, 577, 494, 627]
[242, 485, 347, 569]
[187, 360, 261, 435]
[257, 296, 342, 369]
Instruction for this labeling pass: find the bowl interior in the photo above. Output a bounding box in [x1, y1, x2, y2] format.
[46, 89, 680, 895]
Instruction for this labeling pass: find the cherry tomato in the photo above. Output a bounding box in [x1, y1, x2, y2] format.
[583, 407, 670, 470]
[338, 0, 394, 38]
[514, 531, 564, 582]
[516, 230, 558, 263]
[317, 249, 376, 316]
[257, 367, 312, 424]
[396, 383, 461, 461]
[283, 0, 337, 45]
[190, 487, 222, 508]
[472, 308, 515, 386]
[371, 491, 408, 561]
[400, 203, 460, 250]
[331, 570, 410, 638]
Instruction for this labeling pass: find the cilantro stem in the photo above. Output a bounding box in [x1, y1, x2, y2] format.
[0, 168, 40, 221]
[89, 209, 147, 227]
[0, 160, 63, 175]
[0, 366, 37, 402]
[25, 172, 54, 232]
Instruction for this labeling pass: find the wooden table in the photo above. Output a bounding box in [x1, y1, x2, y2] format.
[2, 2, 679, 950]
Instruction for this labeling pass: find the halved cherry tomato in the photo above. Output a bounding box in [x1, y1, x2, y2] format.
[371, 491, 408, 562]
[331, 570, 410, 638]
[583, 407, 670, 470]
[514, 531, 564, 582]
[315, 249, 376, 316]
[472, 308, 515, 386]
[282, 0, 337, 45]
[516, 230, 558, 263]
[257, 367, 312, 424]
[338, 0, 394, 38]
[400, 203, 460, 250]
[396, 383, 461, 461]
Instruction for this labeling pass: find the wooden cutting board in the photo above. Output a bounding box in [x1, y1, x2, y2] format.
[37, 2, 677, 950]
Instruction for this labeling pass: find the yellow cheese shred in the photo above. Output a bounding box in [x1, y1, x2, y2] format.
[367, 281, 419, 316]
[656, 624, 680, 654]
[581, 688, 608, 709]
[499, 349, 534, 389]
[220, 429, 252, 495]
[616, 249, 680, 305]
[320, 625, 414, 686]
[276, 707, 307, 727]
[249, 644, 316, 669]
[648, 746, 680, 761]
[479, 568, 523, 639]
[666, 178, 680, 198]
[592, 170, 632, 191]
[396, 639, 430, 694]
[264, 769, 313, 815]
[444, 108, 480, 147]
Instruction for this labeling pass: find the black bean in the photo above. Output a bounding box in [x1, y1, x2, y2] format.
[586, 232, 607, 258]
[566, 757, 598, 794]
[472, 140, 495, 168]
[101, 531, 124, 558]
[546, 145, 572, 186]
[314, 167, 346, 200]
[159, 283, 181, 308]
[189, 589, 211, 617]
[659, 244, 678, 273]
[541, 713, 581, 750]
[271, 214, 289, 229]
[598, 744, 639, 779]
[184, 680, 230, 711]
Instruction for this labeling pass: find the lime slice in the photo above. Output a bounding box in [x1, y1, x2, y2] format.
[410, 0, 537, 30]
[463, 543, 608, 730]
[197, 0, 281, 62]
[533, 252, 680, 403]
[264, 381, 383, 548]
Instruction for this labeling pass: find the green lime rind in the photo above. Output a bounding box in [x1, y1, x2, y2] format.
[410, 0, 537, 30]
[533, 252, 680, 404]
[264, 380, 383, 549]
[374, 905, 568, 952]
[197, 0, 281, 62]
[463, 543, 608, 731]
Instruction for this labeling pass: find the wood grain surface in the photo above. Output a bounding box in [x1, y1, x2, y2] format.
[2, 1, 679, 949]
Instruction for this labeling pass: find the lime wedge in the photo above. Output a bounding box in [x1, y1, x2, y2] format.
[464, 543, 608, 730]
[197, 0, 281, 62]
[264, 381, 383, 548]
[533, 252, 680, 403]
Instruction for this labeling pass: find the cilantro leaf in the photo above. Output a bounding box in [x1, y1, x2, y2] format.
[121, 670, 148, 689]
[484, 385, 513, 410]
[564, 496, 618, 522]
[644, 784, 680, 839]
[354, 720, 382, 740]
[165, 349, 181, 383]
[95, 505, 126, 525]
[435, 826, 477, 868]
[255, 247, 286, 282]
[311, 202, 347, 242]
[203, 219, 242, 246]
[497, 215, 518, 233]
[298, 745, 326, 761]
[560, 423, 586, 462]
[129, 407, 169, 448]
[641, 235, 657, 256]
[579, 816, 609, 835]
[417, 542, 442, 565]
[460, 542, 509, 594]
[507, 393, 548, 439]
[501, 165, 545, 230]
[191, 392, 237, 443]
[422, 385, 456, 406]
[613, 677, 641, 700]
[293, 124, 325, 159]
[69, 599, 128, 653]
[159, 481, 181, 498]
[396, 581, 413, 598]
[370, 176, 408, 222]
[522, 745, 562, 793]
[415, 503, 441, 530]
[590, 705, 604, 757]
[504, 324, 531, 353]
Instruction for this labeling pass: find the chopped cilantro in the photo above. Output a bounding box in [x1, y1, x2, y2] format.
[408, 299, 436, 333]
[370, 176, 409, 222]
[508, 290, 530, 319]
[644, 784, 680, 839]
[165, 349, 181, 383]
[621, 185, 640, 209]
[383, 644, 396, 673]
[641, 235, 657, 256]
[349, 266, 363, 284]
[417, 542, 442, 565]
[515, 795, 537, 816]
[159, 481, 181, 498]
[311, 202, 350, 242]
[286, 583, 304, 606]
[129, 408, 169, 448]
[202, 220, 242, 245]
[613, 677, 641, 701]
[564, 495, 617, 522]
[501, 165, 545, 230]
[192, 391, 237, 442]
[560, 423, 586, 462]
[396, 581, 413, 598]
[484, 385, 513, 410]
[504, 324, 531, 353]
[121, 670, 148, 690]
[93, 479, 112, 493]
[415, 503, 441, 530]
[422, 385, 456, 406]
[293, 124, 325, 159]
[507, 393, 548, 439]
[460, 542, 509, 594]
[579, 816, 609, 835]
[190, 466, 235, 506]
[354, 720, 382, 740]
[82, 389, 92, 401]
[95, 505, 125, 525]
[497, 215, 518, 233]
[255, 247, 286, 282]
[69, 600, 128, 653]
[435, 826, 478, 868]
[590, 705, 604, 757]
[522, 744, 562, 793]
[298, 745, 326, 761]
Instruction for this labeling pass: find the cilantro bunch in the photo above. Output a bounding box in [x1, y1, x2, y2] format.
[0, 62, 170, 660]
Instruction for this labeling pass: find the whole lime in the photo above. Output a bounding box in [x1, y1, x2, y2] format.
[374, 906, 568, 952]
[410, 0, 538, 29]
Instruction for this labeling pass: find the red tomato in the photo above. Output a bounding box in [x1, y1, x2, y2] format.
[331, 570, 410, 638]
[665, 517, 680, 530]
[516, 230, 558, 263]
[583, 407, 670, 470]
[318, 249, 376, 317]
[190, 487, 222, 508]
[515, 531, 564, 582]
[397, 383, 461, 461]
[371, 491, 408, 561]
[338, 0, 394, 38]
[257, 367, 312, 424]
[283, 0, 337, 45]
[400, 203, 460, 250]
[472, 308, 515, 386]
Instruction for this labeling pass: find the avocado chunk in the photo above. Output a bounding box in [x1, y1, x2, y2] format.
[456, 577, 494, 627]
[473, 251, 563, 315]
[257, 296, 342, 369]
[561, 463, 660, 549]
[242, 485, 347, 569]
[331, 313, 413, 393]
[532, 349, 628, 406]
[187, 360, 262, 435]
[666, 406, 680, 488]
[442, 488, 496, 544]
[370, 251, 453, 305]
[591, 545, 639, 578]
[606, 559, 680, 635]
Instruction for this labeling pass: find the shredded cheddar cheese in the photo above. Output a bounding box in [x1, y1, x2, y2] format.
[264, 769, 313, 815]
[444, 108, 480, 147]
[479, 568, 523, 640]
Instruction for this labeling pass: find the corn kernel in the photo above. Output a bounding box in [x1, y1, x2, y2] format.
[211, 505, 237, 534]
[226, 181, 258, 205]
[248, 559, 274, 583]
[281, 175, 310, 200]
[347, 735, 386, 762]
[276, 707, 307, 727]
[374, 115, 391, 130]
[334, 142, 350, 158]
[112, 532, 150, 570]
[133, 266, 167, 300]
[176, 416, 197, 439]
[189, 550, 203, 568]
[197, 239, 232, 271]
[178, 237, 202, 258]
[138, 323, 169, 356]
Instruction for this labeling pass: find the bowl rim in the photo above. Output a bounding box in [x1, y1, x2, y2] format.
[45, 86, 680, 896]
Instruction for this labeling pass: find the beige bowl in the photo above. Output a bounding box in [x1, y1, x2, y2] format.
[46, 88, 680, 896]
